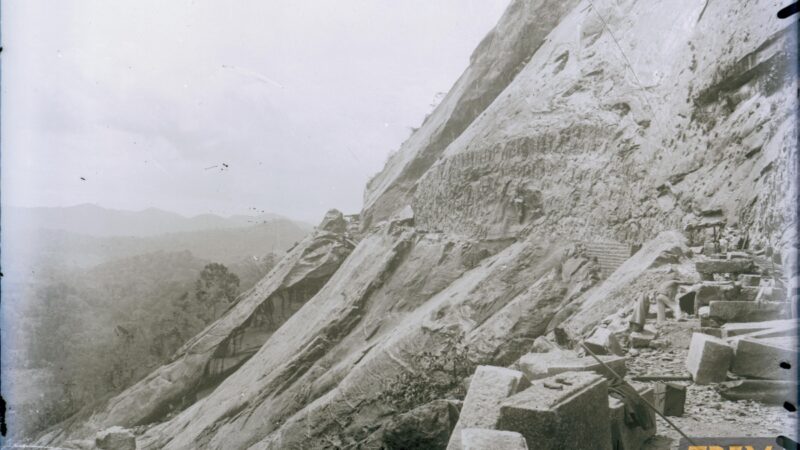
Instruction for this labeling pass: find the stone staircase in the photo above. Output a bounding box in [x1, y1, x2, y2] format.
[579, 240, 634, 278]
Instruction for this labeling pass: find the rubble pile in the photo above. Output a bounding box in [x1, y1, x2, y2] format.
[689, 250, 797, 405]
[445, 353, 654, 450]
[445, 240, 796, 450]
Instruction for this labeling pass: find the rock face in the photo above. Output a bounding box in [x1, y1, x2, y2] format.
[410, 0, 795, 244]
[361, 0, 583, 228]
[36, 0, 796, 448]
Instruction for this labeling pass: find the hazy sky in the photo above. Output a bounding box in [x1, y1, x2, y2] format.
[2, 0, 509, 223]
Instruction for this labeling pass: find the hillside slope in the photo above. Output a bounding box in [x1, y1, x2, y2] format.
[35, 0, 797, 449]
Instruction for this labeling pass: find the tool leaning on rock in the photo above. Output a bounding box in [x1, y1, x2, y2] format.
[580, 341, 697, 446]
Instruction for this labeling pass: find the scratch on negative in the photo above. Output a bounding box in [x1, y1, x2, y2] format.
[697, 0, 711, 22]
[2, 446, 71, 449]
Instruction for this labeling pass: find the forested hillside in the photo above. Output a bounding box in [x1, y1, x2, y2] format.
[7, 250, 280, 437]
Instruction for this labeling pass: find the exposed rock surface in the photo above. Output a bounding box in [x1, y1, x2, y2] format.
[35, 0, 797, 448]
[379, 399, 462, 450]
[362, 0, 582, 228]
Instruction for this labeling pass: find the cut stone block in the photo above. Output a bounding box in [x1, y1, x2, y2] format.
[697, 327, 722, 338]
[498, 372, 612, 450]
[758, 336, 798, 350]
[630, 331, 656, 348]
[739, 286, 759, 301]
[721, 319, 798, 339]
[550, 355, 628, 380]
[708, 301, 788, 323]
[730, 338, 798, 380]
[739, 274, 762, 287]
[686, 333, 733, 384]
[696, 281, 738, 303]
[460, 429, 528, 450]
[727, 251, 751, 259]
[766, 287, 788, 302]
[696, 258, 756, 274]
[653, 382, 686, 417]
[610, 383, 656, 450]
[694, 282, 759, 313]
[517, 352, 627, 381]
[717, 379, 797, 405]
[585, 327, 624, 356]
[446, 366, 526, 450]
[517, 350, 575, 381]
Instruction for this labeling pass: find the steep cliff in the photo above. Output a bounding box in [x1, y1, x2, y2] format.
[39, 0, 796, 448]
[411, 0, 796, 244]
[361, 0, 582, 228]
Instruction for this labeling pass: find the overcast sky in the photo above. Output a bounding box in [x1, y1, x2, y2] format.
[2, 0, 509, 223]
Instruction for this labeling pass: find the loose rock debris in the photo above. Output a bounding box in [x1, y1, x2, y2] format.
[445, 247, 797, 450]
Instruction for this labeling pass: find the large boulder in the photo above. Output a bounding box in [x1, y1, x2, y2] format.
[381, 399, 462, 450]
[95, 427, 135, 450]
[318, 209, 348, 233]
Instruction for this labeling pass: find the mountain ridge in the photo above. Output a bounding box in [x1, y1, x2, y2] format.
[4, 204, 313, 237]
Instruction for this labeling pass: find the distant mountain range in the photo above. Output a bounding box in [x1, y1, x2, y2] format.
[3, 204, 312, 237]
[2, 205, 314, 281]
